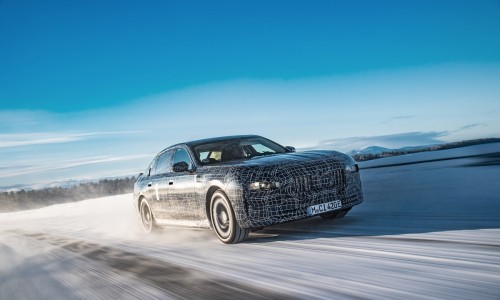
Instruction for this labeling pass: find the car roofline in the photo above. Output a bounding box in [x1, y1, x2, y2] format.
[181, 135, 262, 147]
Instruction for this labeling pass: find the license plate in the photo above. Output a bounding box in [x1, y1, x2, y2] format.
[307, 200, 342, 216]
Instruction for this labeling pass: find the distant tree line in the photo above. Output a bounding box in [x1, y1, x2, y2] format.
[352, 138, 500, 162]
[0, 177, 136, 212]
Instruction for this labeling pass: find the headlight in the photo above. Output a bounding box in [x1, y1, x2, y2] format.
[345, 163, 359, 172]
[344, 155, 359, 172]
[248, 181, 281, 191]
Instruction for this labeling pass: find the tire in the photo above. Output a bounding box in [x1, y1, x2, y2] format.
[140, 198, 159, 233]
[320, 208, 351, 219]
[210, 190, 249, 244]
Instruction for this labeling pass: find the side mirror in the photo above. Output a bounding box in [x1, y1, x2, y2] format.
[173, 161, 189, 172]
[138, 172, 144, 177]
[285, 146, 296, 153]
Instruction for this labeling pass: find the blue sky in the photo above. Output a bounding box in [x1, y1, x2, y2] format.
[1, 0, 500, 188]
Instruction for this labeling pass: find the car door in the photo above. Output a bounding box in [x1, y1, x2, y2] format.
[150, 149, 174, 219]
[166, 147, 198, 220]
[141, 156, 161, 213]
[141, 150, 173, 220]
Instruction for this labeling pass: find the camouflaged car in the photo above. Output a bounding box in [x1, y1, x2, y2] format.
[134, 135, 363, 244]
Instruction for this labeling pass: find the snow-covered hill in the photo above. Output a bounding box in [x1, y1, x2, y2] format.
[1, 143, 499, 299]
[348, 145, 392, 155]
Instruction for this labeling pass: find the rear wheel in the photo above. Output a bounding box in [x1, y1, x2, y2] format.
[140, 198, 159, 233]
[320, 208, 351, 219]
[210, 190, 249, 244]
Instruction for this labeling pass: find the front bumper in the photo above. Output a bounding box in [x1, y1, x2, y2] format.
[234, 171, 364, 229]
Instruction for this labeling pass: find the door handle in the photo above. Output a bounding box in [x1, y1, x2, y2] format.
[169, 181, 174, 185]
[147, 182, 152, 187]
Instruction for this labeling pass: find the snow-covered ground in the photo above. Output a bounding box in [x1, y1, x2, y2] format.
[1, 143, 500, 299]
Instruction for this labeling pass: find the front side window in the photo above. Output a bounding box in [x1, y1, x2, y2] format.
[172, 148, 192, 167]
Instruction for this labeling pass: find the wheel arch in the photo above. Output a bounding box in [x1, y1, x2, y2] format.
[206, 186, 249, 244]
[138, 195, 158, 221]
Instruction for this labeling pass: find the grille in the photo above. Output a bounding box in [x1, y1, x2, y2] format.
[290, 168, 346, 193]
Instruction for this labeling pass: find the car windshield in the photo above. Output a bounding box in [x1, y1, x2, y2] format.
[192, 137, 287, 165]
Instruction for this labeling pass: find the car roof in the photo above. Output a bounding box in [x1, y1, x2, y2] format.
[181, 135, 262, 147]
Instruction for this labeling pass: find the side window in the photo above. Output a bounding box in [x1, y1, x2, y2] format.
[154, 150, 173, 175]
[172, 148, 191, 167]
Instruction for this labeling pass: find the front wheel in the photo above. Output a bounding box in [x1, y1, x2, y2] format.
[140, 198, 159, 233]
[320, 208, 351, 219]
[210, 190, 249, 244]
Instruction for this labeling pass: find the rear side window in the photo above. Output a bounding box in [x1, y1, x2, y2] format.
[150, 150, 173, 175]
[146, 160, 156, 176]
[156, 150, 174, 174]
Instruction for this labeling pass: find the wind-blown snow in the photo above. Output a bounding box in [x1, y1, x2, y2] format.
[1, 143, 500, 299]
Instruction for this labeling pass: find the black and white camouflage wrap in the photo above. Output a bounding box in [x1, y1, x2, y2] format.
[134, 136, 363, 230]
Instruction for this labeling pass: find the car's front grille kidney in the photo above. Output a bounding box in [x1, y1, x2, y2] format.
[288, 167, 346, 194]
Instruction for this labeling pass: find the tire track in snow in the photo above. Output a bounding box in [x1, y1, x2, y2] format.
[11, 230, 297, 300]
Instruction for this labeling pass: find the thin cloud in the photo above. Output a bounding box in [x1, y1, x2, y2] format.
[373, 115, 416, 126]
[0, 110, 55, 130]
[457, 123, 487, 131]
[0, 131, 145, 149]
[392, 115, 416, 119]
[0, 154, 151, 179]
